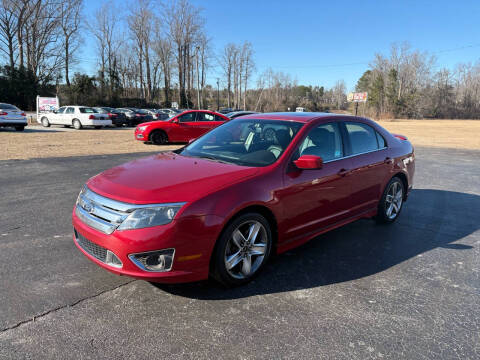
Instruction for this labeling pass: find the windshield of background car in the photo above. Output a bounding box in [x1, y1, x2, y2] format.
[180, 119, 304, 167]
[79, 107, 96, 113]
[137, 109, 148, 114]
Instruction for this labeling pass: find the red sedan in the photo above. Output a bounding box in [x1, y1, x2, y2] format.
[134, 110, 229, 144]
[73, 113, 414, 286]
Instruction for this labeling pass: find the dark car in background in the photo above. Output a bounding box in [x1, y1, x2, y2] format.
[93, 107, 128, 127]
[143, 109, 170, 121]
[116, 108, 154, 126]
[226, 111, 260, 119]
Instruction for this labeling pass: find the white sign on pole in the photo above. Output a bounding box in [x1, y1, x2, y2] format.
[36, 96, 60, 123]
[347, 92, 368, 103]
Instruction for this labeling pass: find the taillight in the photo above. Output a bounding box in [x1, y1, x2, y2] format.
[0, 112, 7, 116]
[136, 114, 141, 117]
[21, 112, 26, 116]
[393, 133, 408, 141]
[89, 115, 95, 120]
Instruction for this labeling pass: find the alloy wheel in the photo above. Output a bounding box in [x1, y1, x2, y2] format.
[385, 181, 403, 220]
[224, 220, 268, 279]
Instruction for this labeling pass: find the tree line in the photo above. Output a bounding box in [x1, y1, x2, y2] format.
[0, 0, 479, 118]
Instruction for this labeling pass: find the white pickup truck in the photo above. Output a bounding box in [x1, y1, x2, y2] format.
[39, 106, 112, 129]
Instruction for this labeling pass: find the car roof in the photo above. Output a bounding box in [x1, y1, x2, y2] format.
[238, 112, 349, 123]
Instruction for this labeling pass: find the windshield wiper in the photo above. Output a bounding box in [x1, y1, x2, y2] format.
[197, 156, 235, 165]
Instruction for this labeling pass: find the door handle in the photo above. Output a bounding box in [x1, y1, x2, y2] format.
[338, 168, 350, 177]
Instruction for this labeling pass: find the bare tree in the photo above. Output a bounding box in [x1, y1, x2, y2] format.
[90, 1, 122, 100]
[59, 0, 82, 86]
[0, 0, 18, 70]
[220, 43, 237, 108]
[128, 0, 154, 103]
[163, 0, 204, 107]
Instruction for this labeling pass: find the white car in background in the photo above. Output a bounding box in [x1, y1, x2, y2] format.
[0, 103, 27, 131]
[39, 106, 111, 130]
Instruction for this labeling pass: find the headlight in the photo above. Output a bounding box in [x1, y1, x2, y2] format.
[117, 203, 185, 230]
[137, 125, 147, 132]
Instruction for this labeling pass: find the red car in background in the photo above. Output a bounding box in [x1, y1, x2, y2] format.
[73, 113, 415, 286]
[135, 110, 229, 144]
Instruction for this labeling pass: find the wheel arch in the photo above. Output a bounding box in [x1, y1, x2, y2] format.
[393, 172, 408, 199]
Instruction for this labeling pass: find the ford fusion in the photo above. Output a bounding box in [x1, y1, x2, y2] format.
[73, 112, 415, 286]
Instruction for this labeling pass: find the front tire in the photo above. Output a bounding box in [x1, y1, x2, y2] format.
[73, 119, 82, 130]
[212, 213, 272, 287]
[150, 130, 167, 145]
[41, 117, 50, 127]
[376, 177, 405, 224]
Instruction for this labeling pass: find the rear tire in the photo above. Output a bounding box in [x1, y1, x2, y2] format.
[73, 119, 82, 130]
[150, 130, 167, 145]
[211, 213, 272, 287]
[15, 126, 25, 131]
[376, 176, 405, 224]
[41, 117, 50, 127]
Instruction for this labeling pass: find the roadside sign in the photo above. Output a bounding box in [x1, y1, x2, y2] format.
[171, 101, 179, 109]
[36, 96, 59, 123]
[347, 92, 368, 102]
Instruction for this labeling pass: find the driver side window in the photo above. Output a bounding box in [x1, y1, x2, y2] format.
[178, 112, 196, 122]
[295, 122, 343, 162]
[56, 107, 66, 114]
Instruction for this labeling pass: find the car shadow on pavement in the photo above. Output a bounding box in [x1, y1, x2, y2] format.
[152, 189, 478, 299]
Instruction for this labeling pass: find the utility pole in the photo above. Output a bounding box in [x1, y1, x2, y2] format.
[195, 46, 201, 109]
[216, 78, 220, 111]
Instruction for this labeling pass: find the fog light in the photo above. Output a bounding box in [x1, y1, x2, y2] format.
[129, 249, 175, 272]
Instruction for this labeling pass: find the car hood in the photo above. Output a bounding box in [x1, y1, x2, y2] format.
[87, 152, 259, 204]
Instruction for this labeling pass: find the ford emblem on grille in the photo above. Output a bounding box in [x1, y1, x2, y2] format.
[83, 200, 93, 213]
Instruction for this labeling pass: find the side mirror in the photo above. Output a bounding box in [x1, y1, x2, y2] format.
[188, 138, 195, 144]
[172, 117, 179, 123]
[293, 155, 323, 170]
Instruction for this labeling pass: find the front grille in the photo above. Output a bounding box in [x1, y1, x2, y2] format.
[75, 229, 122, 268]
[75, 187, 131, 234]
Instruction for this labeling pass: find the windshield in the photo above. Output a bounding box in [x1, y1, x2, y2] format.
[179, 119, 304, 167]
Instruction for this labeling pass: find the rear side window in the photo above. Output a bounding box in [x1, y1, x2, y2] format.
[197, 112, 215, 121]
[215, 115, 226, 122]
[79, 107, 96, 113]
[345, 122, 380, 154]
[376, 132, 387, 148]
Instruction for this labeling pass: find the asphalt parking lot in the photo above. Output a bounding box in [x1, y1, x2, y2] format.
[0, 146, 479, 359]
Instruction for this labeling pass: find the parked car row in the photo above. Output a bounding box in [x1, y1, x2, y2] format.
[1, 101, 259, 133]
[38, 106, 181, 130]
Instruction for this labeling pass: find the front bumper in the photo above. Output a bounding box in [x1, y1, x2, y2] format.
[72, 208, 222, 283]
[134, 129, 147, 141]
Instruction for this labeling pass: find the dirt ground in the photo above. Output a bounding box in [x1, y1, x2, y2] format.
[1, 119, 479, 161]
